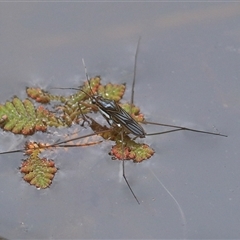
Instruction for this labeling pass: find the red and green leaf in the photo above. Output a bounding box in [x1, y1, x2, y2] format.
[0, 75, 154, 189]
[20, 142, 57, 189]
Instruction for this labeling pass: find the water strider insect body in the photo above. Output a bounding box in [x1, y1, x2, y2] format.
[90, 95, 146, 138]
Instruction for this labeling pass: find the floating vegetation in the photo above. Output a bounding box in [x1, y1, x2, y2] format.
[0, 97, 65, 135]
[20, 142, 57, 189]
[0, 76, 153, 188]
[0, 41, 226, 202]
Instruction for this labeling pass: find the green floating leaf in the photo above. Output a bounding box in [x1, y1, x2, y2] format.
[98, 82, 126, 102]
[20, 142, 57, 189]
[0, 97, 65, 135]
[36, 105, 65, 129]
[59, 102, 90, 126]
[49, 77, 102, 126]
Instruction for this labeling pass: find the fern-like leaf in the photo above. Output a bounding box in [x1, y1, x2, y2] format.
[20, 142, 57, 189]
[0, 97, 65, 135]
[98, 82, 126, 102]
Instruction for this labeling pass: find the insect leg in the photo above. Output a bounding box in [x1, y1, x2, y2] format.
[143, 121, 227, 137]
[121, 130, 140, 204]
[119, 37, 142, 204]
[77, 101, 91, 127]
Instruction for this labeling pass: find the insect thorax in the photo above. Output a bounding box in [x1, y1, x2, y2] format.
[94, 97, 118, 111]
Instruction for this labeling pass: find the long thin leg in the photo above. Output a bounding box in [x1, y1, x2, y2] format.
[0, 149, 24, 155]
[51, 130, 110, 146]
[121, 130, 140, 204]
[144, 121, 227, 137]
[120, 37, 141, 204]
[78, 102, 90, 127]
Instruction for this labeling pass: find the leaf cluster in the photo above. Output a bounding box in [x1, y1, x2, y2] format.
[0, 77, 154, 188]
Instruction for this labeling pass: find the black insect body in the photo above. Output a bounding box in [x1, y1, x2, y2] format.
[91, 96, 146, 138]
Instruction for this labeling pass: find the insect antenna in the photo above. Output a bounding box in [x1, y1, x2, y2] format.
[82, 58, 95, 96]
[51, 59, 99, 126]
[52, 59, 95, 96]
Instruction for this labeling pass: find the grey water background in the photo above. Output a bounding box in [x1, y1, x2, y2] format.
[0, 2, 239, 239]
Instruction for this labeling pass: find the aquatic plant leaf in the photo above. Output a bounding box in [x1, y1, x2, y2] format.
[98, 83, 126, 102]
[26, 77, 125, 127]
[81, 76, 101, 95]
[21, 157, 57, 189]
[26, 88, 52, 103]
[20, 142, 57, 189]
[0, 97, 65, 135]
[36, 105, 66, 129]
[0, 74, 156, 191]
[59, 101, 92, 126]
[110, 140, 154, 163]
[86, 115, 154, 162]
[51, 77, 102, 125]
[63, 76, 101, 105]
[23, 141, 52, 155]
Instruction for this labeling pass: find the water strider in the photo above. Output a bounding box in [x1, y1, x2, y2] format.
[0, 38, 227, 204]
[53, 37, 227, 204]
